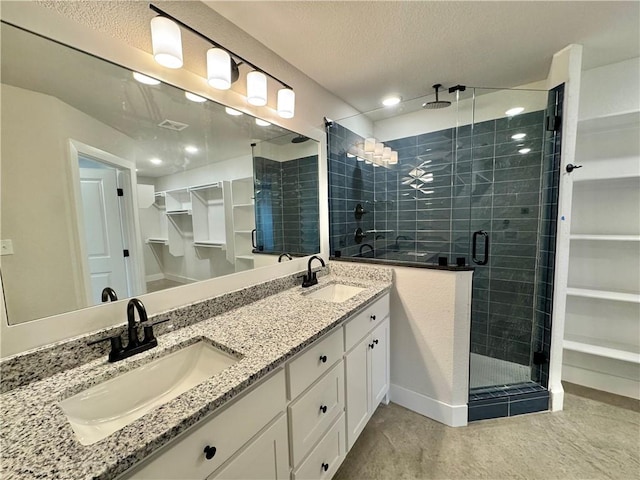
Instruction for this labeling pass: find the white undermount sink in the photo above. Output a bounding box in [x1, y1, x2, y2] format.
[59, 341, 240, 445]
[307, 283, 364, 303]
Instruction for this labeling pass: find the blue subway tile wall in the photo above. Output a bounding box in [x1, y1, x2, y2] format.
[254, 155, 320, 256]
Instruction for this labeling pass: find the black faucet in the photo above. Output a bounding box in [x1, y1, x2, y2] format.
[107, 298, 158, 362]
[393, 235, 410, 251]
[359, 243, 374, 257]
[101, 287, 118, 302]
[278, 253, 293, 262]
[302, 255, 325, 288]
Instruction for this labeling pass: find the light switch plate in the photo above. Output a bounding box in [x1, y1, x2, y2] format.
[1, 239, 14, 255]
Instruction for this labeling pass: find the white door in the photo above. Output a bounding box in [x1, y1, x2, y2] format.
[79, 166, 128, 303]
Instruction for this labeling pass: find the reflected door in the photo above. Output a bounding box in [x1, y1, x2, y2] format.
[79, 167, 129, 304]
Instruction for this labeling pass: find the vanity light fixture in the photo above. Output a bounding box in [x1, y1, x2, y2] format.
[505, 107, 525, 116]
[149, 4, 295, 117]
[518, 147, 532, 154]
[225, 107, 243, 116]
[255, 118, 271, 127]
[511, 132, 526, 140]
[150, 157, 163, 165]
[150, 16, 183, 69]
[184, 145, 198, 154]
[185, 91, 207, 103]
[132, 72, 161, 85]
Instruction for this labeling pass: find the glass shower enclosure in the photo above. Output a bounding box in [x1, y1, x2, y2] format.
[327, 85, 563, 419]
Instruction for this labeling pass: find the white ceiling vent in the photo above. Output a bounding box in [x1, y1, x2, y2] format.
[158, 119, 189, 131]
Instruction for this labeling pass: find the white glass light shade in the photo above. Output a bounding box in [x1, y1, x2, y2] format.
[356, 146, 366, 161]
[277, 88, 295, 118]
[255, 118, 271, 127]
[389, 151, 398, 164]
[382, 147, 392, 160]
[374, 142, 384, 158]
[364, 153, 373, 164]
[150, 17, 183, 69]
[207, 48, 232, 90]
[364, 138, 376, 153]
[247, 71, 268, 106]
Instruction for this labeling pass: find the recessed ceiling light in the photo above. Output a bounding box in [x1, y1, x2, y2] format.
[255, 118, 271, 127]
[505, 107, 524, 116]
[382, 96, 401, 107]
[511, 133, 526, 140]
[184, 145, 198, 154]
[132, 72, 161, 86]
[150, 157, 163, 165]
[518, 148, 531, 154]
[185, 91, 207, 103]
[225, 107, 243, 116]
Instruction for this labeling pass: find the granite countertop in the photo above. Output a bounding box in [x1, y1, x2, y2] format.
[0, 265, 391, 480]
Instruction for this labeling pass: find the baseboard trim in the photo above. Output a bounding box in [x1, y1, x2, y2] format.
[165, 273, 197, 284]
[145, 273, 165, 282]
[389, 384, 468, 427]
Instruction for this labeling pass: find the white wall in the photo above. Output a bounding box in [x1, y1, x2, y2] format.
[0, 83, 138, 324]
[389, 267, 473, 427]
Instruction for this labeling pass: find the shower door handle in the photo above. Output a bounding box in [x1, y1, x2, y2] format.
[472, 230, 489, 265]
[251, 229, 257, 248]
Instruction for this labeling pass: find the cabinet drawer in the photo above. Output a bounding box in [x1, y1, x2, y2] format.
[287, 328, 343, 400]
[288, 361, 344, 467]
[345, 294, 389, 352]
[128, 369, 286, 480]
[292, 413, 346, 480]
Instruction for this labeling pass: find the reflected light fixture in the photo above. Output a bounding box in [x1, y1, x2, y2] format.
[150, 157, 163, 165]
[382, 96, 401, 107]
[518, 147, 532, 154]
[149, 3, 294, 117]
[150, 16, 183, 68]
[511, 133, 526, 140]
[255, 118, 271, 127]
[185, 145, 198, 154]
[506, 107, 525, 116]
[225, 107, 243, 116]
[185, 91, 207, 103]
[133, 72, 161, 85]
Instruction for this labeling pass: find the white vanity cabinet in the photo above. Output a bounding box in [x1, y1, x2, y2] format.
[344, 295, 390, 450]
[121, 292, 390, 480]
[122, 369, 287, 480]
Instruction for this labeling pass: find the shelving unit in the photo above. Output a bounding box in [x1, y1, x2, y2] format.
[165, 188, 191, 214]
[563, 109, 640, 399]
[231, 177, 256, 272]
[145, 193, 169, 245]
[191, 183, 226, 248]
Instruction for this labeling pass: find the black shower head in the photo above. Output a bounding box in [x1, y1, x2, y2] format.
[422, 84, 452, 109]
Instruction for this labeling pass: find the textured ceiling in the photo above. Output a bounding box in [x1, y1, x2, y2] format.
[207, 1, 640, 113]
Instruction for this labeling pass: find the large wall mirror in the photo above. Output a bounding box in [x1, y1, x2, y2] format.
[0, 22, 320, 326]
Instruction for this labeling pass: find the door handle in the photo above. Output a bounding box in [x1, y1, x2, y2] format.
[251, 228, 257, 249]
[472, 230, 489, 265]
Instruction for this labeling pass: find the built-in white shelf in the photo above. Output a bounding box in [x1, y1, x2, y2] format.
[235, 255, 254, 261]
[166, 210, 191, 215]
[146, 238, 168, 245]
[570, 234, 640, 242]
[233, 203, 254, 208]
[566, 287, 640, 304]
[564, 339, 640, 364]
[193, 241, 224, 248]
[234, 230, 253, 234]
[578, 110, 640, 135]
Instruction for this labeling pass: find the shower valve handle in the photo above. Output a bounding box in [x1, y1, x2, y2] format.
[565, 163, 582, 173]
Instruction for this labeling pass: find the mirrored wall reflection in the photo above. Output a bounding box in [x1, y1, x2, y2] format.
[0, 22, 320, 325]
[252, 136, 320, 258]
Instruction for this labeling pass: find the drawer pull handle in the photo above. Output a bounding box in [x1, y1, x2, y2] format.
[203, 445, 217, 460]
[319, 355, 328, 363]
[322, 462, 329, 472]
[320, 405, 328, 413]
[370, 314, 376, 321]
[369, 343, 375, 349]
[373, 339, 379, 345]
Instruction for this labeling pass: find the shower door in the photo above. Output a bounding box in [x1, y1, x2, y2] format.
[466, 88, 553, 390]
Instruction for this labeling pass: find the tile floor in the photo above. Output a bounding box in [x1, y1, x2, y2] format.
[334, 384, 640, 480]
